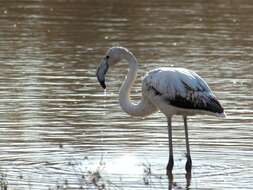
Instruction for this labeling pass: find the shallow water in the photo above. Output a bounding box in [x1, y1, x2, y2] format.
[0, 0, 253, 189]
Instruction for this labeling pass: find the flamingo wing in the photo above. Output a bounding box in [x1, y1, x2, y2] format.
[144, 68, 224, 114]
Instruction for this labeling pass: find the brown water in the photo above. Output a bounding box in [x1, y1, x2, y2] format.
[0, 0, 252, 189]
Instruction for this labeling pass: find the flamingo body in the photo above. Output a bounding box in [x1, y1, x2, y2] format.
[142, 67, 224, 117]
[96, 47, 225, 175]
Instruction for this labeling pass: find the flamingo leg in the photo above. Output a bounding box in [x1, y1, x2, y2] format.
[183, 116, 192, 173]
[166, 117, 174, 176]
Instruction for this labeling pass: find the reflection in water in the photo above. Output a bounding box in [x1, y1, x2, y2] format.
[0, 0, 252, 189]
[168, 173, 191, 190]
[105, 154, 142, 175]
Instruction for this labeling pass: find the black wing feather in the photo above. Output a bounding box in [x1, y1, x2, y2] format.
[149, 85, 224, 114]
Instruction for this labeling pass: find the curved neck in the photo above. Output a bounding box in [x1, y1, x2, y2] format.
[119, 50, 157, 117]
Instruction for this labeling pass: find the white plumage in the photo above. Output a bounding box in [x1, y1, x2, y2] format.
[96, 47, 225, 176]
[143, 67, 224, 117]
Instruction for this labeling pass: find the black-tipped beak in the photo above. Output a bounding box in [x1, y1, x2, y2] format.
[96, 58, 109, 89]
[99, 80, 106, 89]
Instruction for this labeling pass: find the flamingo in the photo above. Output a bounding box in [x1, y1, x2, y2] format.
[96, 47, 225, 175]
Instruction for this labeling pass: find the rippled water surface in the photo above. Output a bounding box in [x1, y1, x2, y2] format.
[0, 0, 253, 189]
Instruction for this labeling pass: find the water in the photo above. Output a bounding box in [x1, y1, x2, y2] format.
[0, 0, 252, 189]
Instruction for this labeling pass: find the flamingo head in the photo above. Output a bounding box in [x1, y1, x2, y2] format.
[96, 47, 126, 89]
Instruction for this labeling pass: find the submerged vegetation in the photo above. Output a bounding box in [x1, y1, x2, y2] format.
[0, 156, 167, 190]
[0, 174, 7, 190]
